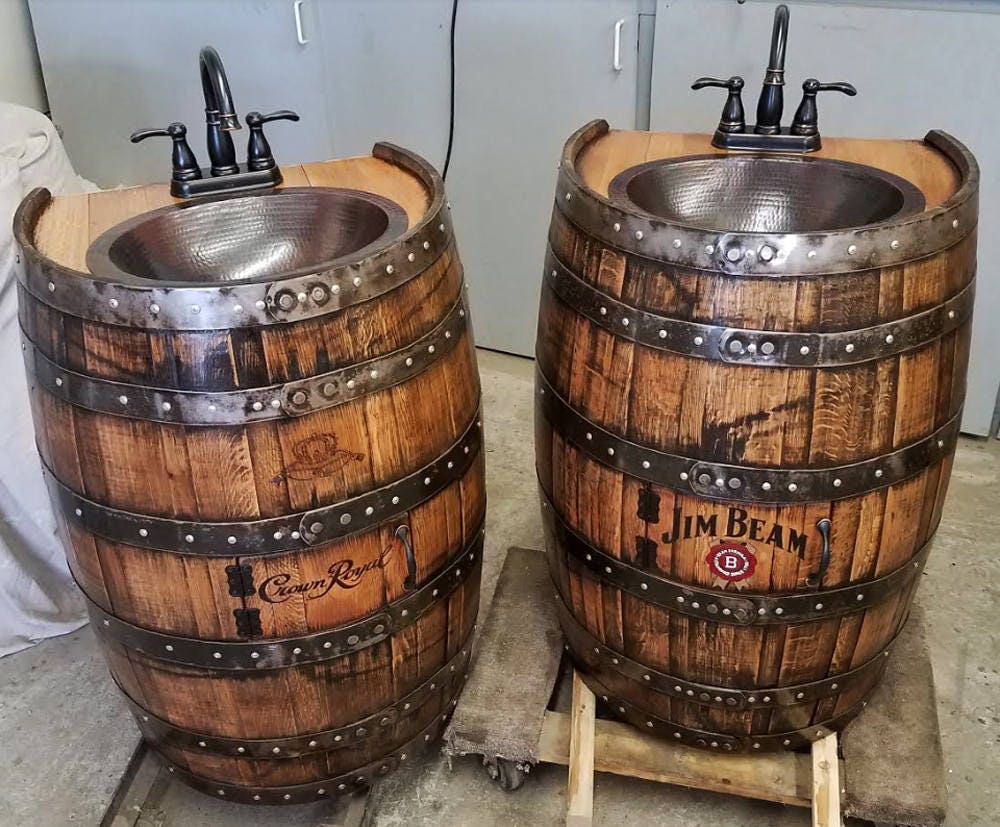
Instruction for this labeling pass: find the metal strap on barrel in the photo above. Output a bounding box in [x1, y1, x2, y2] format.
[43, 410, 482, 555]
[118, 628, 474, 757]
[543, 247, 975, 367]
[580, 671, 872, 754]
[536, 367, 959, 504]
[12, 144, 454, 331]
[157, 707, 455, 804]
[87, 525, 483, 669]
[554, 120, 978, 276]
[541, 492, 930, 626]
[555, 592, 890, 710]
[22, 292, 470, 425]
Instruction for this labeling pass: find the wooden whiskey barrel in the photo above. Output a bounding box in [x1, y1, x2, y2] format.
[14, 144, 484, 802]
[536, 121, 977, 752]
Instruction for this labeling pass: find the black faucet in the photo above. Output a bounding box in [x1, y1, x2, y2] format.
[131, 46, 299, 198]
[691, 4, 855, 153]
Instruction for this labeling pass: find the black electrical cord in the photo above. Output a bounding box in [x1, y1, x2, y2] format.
[442, 0, 459, 180]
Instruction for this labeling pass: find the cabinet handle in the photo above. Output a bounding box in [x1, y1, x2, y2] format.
[613, 18, 626, 71]
[293, 0, 309, 45]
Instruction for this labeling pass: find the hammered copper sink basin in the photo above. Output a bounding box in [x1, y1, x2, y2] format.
[86, 187, 408, 283]
[609, 154, 926, 234]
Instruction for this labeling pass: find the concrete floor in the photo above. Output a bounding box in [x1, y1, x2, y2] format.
[0, 349, 997, 826]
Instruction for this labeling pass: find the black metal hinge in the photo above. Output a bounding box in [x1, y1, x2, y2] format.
[637, 487, 660, 523]
[225, 564, 255, 597]
[233, 608, 262, 638]
[635, 536, 658, 569]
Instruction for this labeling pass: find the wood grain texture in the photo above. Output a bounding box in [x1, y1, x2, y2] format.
[537, 130, 973, 747]
[22, 151, 482, 793]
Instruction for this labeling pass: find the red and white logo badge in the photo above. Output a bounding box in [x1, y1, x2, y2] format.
[706, 540, 757, 587]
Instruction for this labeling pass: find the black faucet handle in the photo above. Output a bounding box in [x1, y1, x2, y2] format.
[245, 110, 300, 171]
[246, 110, 301, 127]
[691, 76, 745, 134]
[790, 79, 857, 136]
[130, 122, 201, 182]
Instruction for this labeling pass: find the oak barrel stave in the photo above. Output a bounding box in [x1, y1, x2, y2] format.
[14, 146, 485, 801]
[535, 122, 977, 752]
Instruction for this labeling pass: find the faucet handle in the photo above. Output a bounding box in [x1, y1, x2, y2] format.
[130, 122, 201, 182]
[245, 110, 301, 171]
[691, 76, 745, 134]
[790, 79, 857, 136]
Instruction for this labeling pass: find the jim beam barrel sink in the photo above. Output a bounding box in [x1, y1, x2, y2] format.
[535, 120, 977, 752]
[14, 143, 484, 802]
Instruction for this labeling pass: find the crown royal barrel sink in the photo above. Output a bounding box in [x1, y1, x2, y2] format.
[536, 121, 977, 752]
[14, 144, 484, 802]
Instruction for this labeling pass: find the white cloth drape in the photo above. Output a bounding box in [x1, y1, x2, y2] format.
[0, 102, 97, 657]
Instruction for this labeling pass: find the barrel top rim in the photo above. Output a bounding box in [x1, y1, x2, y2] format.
[554, 120, 978, 276]
[12, 144, 458, 329]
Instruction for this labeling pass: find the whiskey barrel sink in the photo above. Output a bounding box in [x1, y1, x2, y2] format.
[14, 144, 484, 802]
[536, 121, 977, 752]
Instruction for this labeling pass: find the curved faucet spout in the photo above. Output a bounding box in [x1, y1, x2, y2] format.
[198, 46, 240, 175]
[199, 46, 240, 131]
[767, 4, 789, 77]
[755, 4, 790, 134]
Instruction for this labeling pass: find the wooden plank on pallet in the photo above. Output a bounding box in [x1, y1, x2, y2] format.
[539, 709, 819, 808]
[811, 733, 842, 827]
[566, 672, 597, 827]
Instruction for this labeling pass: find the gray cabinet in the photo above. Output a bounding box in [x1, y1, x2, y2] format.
[29, 0, 333, 187]
[316, 0, 645, 355]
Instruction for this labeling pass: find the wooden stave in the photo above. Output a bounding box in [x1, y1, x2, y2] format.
[535, 127, 975, 749]
[16, 148, 485, 798]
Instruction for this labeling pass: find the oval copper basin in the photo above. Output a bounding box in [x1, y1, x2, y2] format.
[609, 154, 925, 234]
[86, 187, 408, 284]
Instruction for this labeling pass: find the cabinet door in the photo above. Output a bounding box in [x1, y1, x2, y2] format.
[318, 0, 642, 355]
[649, 0, 999, 435]
[29, 0, 333, 187]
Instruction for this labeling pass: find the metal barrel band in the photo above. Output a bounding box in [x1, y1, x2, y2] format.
[87, 528, 483, 669]
[555, 591, 891, 710]
[155, 705, 455, 804]
[117, 630, 474, 757]
[543, 246, 975, 367]
[536, 367, 960, 504]
[554, 120, 978, 276]
[21, 291, 470, 425]
[541, 491, 931, 626]
[43, 410, 482, 555]
[580, 671, 872, 754]
[12, 144, 452, 331]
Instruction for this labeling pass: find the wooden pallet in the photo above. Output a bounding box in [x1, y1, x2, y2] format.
[559, 669, 841, 827]
[445, 547, 947, 827]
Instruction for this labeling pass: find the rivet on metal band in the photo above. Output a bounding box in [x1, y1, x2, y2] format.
[555, 592, 890, 709]
[580, 671, 871, 754]
[118, 631, 474, 757]
[555, 120, 978, 276]
[156, 706, 456, 804]
[87, 526, 483, 669]
[44, 410, 482, 555]
[22, 292, 470, 425]
[536, 367, 960, 504]
[541, 491, 930, 626]
[543, 247, 975, 367]
[12, 142, 453, 330]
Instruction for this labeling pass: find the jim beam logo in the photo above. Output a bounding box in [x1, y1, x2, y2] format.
[661, 506, 808, 590]
[258, 539, 396, 604]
